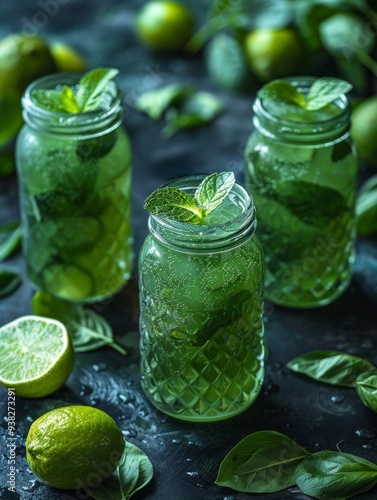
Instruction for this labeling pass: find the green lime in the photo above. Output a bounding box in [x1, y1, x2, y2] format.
[0, 34, 56, 95]
[351, 96, 377, 168]
[26, 405, 124, 490]
[50, 42, 86, 73]
[0, 315, 74, 398]
[136, 1, 195, 52]
[243, 28, 304, 82]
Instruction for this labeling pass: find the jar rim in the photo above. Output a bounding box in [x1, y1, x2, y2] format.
[253, 76, 352, 143]
[21, 72, 123, 135]
[148, 174, 257, 251]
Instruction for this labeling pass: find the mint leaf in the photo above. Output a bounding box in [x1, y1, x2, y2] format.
[161, 91, 223, 139]
[216, 431, 310, 493]
[258, 80, 306, 108]
[84, 440, 153, 500]
[61, 85, 80, 113]
[76, 67, 119, 112]
[31, 291, 127, 354]
[136, 84, 195, 120]
[295, 451, 377, 499]
[144, 187, 202, 224]
[306, 77, 353, 110]
[195, 172, 235, 215]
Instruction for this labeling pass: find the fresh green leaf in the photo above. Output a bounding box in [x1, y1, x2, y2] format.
[135, 84, 195, 120]
[31, 89, 64, 112]
[76, 67, 119, 112]
[216, 430, 310, 493]
[144, 187, 202, 224]
[319, 13, 374, 60]
[258, 80, 306, 108]
[206, 33, 252, 93]
[305, 77, 353, 110]
[287, 350, 376, 387]
[0, 221, 22, 261]
[161, 91, 223, 138]
[356, 176, 377, 236]
[61, 85, 81, 113]
[0, 268, 21, 297]
[84, 440, 153, 500]
[295, 450, 377, 500]
[195, 172, 235, 215]
[31, 291, 126, 354]
[356, 370, 377, 413]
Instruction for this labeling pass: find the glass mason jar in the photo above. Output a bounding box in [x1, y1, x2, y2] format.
[16, 73, 132, 303]
[139, 175, 265, 422]
[245, 77, 358, 308]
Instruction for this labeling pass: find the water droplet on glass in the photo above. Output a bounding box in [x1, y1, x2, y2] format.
[171, 439, 181, 444]
[330, 395, 344, 404]
[79, 384, 93, 396]
[187, 471, 199, 477]
[92, 362, 107, 372]
[355, 427, 377, 439]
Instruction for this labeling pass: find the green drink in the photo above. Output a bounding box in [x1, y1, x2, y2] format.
[245, 77, 358, 308]
[139, 174, 265, 422]
[16, 72, 132, 302]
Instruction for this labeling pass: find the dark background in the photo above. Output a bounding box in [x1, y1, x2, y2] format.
[1, 1, 377, 499]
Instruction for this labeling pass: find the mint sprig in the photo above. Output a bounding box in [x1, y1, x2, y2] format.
[258, 77, 352, 112]
[31, 67, 119, 114]
[144, 172, 236, 224]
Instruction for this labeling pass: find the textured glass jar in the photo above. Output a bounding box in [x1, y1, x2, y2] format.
[139, 175, 265, 422]
[16, 73, 132, 303]
[245, 77, 358, 308]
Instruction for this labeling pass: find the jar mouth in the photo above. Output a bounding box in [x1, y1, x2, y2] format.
[253, 76, 352, 143]
[22, 72, 123, 135]
[148, 174, 257, 251]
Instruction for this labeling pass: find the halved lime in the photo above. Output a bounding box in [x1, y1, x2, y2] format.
[0, 315, 74, 398]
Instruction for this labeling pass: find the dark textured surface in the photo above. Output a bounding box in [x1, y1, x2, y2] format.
[1, 1, 377, 499]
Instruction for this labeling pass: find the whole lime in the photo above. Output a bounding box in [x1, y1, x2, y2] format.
[26, 406, 124, 490]
[0, 34, 56, 94]
[243, 28, 304, 82]
[136, 1, 195, 52]
[351, 96, 377, 167]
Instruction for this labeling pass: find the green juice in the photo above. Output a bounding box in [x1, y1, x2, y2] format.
[245, 81, 358, 308]
[139, 177, 265, 422]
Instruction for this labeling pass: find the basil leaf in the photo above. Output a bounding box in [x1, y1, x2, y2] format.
[31, 89, 65, 112]
[135, 84, 195, 120]
[0, 268, 21, 297]
[216, 430, 310, 493]
[144, 186, 202, 224]
[31, 291, 127, 354]
[287, 350, 376, 387]
[356, 370, 377, 413]
[258, 80, 306, 108]
[295, 451, 377, 500]
[161, 91, 223, 138]
[356, 176, 377, 236]
[76, 67, 119, 112]
[206, 33, 251, 93]
[0, 221, 22, 261]
[61, 85, 81, 113]
[305, 77, 353, 111]
[84, 440, 153, 500]
[195, 172, 235, 215]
